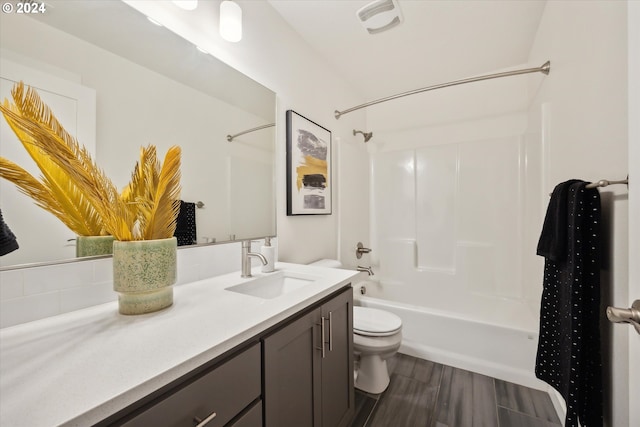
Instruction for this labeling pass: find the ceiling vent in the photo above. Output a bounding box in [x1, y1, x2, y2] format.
[356, 0, 403, 35]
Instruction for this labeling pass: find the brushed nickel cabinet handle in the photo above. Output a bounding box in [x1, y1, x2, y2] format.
[328, 311, 333, 352]
[316, 317, 326, 358]
[194, 411, 217, 426]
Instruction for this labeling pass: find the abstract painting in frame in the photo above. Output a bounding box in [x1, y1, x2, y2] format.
[286, 110, 332, 215]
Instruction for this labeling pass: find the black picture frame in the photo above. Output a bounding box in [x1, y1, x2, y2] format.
[286, 110, 332, 216]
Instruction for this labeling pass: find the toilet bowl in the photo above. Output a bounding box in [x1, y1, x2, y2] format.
[353, 306, 402, 394]
[307, 260, 403, 394]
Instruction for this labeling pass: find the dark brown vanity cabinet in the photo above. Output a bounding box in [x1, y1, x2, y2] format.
[118, 343, 262, 427]
[263, 287, 354, 427]
[102, 286, 354, 427]
[319, 289, 355, 427]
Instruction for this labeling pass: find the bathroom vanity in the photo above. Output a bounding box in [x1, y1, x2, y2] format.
[263, 287, 354, 427]
[0, 263, 359, 427]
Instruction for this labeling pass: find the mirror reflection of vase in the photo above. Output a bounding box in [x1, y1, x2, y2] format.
[112, 237, 177, 315]
[76, 235, 114, 258]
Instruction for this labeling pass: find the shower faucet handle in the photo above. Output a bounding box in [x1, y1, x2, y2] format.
[356, 242, 372, 259]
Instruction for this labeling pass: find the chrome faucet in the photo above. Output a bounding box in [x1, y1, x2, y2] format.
[357, 266, 374, 276]
[241, 240, 267, 278]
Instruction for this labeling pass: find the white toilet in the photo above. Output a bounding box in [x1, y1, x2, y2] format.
[353, 306, 402, 394]
[308, 259, 403, 394]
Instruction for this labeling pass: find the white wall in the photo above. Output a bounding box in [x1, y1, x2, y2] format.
[528, 2, 629, 426]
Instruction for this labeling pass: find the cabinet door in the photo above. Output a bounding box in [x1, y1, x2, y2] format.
[321, 288, 355, 427]
[263, 308, 322, 427]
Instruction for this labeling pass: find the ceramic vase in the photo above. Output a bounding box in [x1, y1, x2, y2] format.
[76, 235, 114, 258]
[112, 237, 177, 315]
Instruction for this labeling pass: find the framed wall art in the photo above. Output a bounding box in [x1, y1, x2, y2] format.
[286, 110, 332, 215]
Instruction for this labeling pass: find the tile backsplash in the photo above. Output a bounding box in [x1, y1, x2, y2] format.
[0, 240, 274, 329]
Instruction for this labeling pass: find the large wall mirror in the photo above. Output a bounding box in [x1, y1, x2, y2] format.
[0, 0, 276, 269]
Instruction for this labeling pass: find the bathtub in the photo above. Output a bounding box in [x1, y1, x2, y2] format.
[352, 279, 565, 417]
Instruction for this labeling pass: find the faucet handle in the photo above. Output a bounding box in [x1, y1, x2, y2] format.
[356, 242, 372, 259]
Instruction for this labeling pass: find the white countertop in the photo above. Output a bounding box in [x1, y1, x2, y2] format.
[0, 263, 361, 427]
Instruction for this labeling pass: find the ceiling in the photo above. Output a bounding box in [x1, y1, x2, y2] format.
[268, 0, 547, 102]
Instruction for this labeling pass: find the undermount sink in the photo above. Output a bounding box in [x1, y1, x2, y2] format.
[225, 271, 321, 299]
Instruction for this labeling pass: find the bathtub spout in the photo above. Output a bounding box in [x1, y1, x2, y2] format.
[357, 266, 374, 276]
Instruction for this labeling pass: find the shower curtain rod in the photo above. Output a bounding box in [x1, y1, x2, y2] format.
[226, 123, 275, 142]
[334, 61, 551, 119]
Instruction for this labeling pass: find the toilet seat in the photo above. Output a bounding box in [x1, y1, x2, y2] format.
[354, 306, 402, 337]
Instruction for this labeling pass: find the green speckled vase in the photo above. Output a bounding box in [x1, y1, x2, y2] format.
[76, 235, 114, 258]
[113, 237, 177, 315]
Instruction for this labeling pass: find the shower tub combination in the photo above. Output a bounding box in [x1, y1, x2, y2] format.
[352, 279, 565, 418]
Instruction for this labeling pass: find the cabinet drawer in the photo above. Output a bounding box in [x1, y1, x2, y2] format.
[230, 401, 262, 427]
[121, 343, 261, 427]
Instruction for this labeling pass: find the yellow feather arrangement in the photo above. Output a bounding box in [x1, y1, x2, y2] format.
[0, 82, 118, 236]
[0, 82, 182, 241]
[115, 145, 181, 241]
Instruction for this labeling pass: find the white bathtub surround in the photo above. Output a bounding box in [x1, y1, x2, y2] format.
[0, 262, 357, 427]
[370, 125, 543, 303]
[366, 114, 547, 379]
[367, 120, 545, 401]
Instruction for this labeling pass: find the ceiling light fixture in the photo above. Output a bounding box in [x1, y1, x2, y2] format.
[172, 1, 198, 11]
[220, 0, 242, 42]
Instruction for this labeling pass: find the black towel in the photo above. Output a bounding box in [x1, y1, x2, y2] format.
[174, 200, 196, 246]
[536, 179, 582, 262]
[0, 208, 19, 256]
[535, 180, 603, 427]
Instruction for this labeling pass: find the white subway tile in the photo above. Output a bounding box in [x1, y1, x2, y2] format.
[59, 282, 116, 313]
[177, 247, 201, 284]
[0, 292, 60, 329]
[177, 268, 199, 285]
[199, 242, 241, 278]
[23, 262, 94, 295]
[1, 242, 255, 327]
[0, 270, 24, 300]
[92, 258, 113, 283]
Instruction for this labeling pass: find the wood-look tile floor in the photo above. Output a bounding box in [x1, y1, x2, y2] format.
[350, 353, 561, 427]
